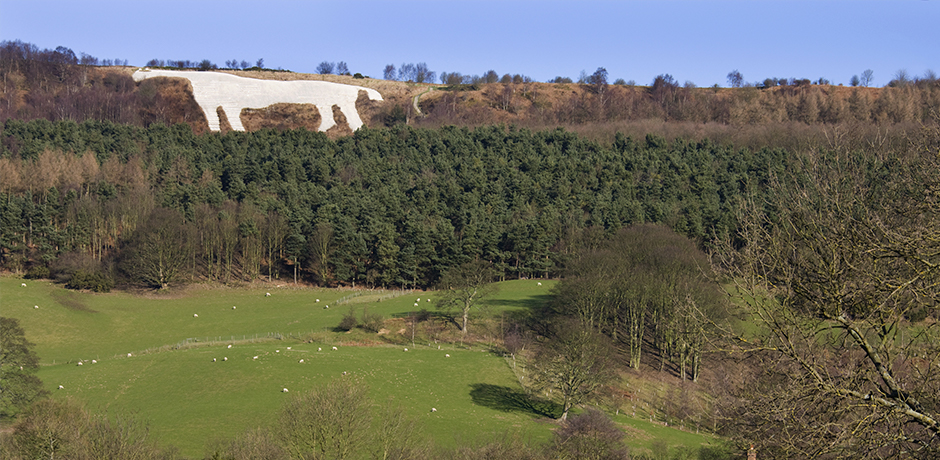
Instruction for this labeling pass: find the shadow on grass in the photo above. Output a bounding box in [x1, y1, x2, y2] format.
[484, 295, 555, 312]
[469, 383, 562, 419]
[50, 289, 97, 313]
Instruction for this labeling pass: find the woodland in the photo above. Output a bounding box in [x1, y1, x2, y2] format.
[1, 40, 940, 459]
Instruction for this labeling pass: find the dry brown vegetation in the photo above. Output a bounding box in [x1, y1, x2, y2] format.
[5, 48, 938, 147]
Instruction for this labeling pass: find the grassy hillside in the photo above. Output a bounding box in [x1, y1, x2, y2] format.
[2, 275, 723, 458]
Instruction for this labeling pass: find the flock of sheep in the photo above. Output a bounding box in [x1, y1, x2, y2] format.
[28, 283, 479, 414]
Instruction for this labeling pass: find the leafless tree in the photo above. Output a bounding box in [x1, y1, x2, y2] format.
[530, 320, 615, 421]
[715, 145, 940, 458]
[435, 260, 497, 334]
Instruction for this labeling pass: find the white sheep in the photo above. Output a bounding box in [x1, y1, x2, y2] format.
[276, 350, 280, 353]
[538, 282, 542, 286]
[427, 299, 431, 302]
[404, 348, 408, 352]
[227, 344, 232, 349]
[414, 303, 419, 307]
[223, 357, 228, 361]
[232, 306, 236, 310]
[127, 353, 132, 357]
[77, 361, 83, 366]
[332, 346, 338, 351]
[212, 358, 217, 362]
[316, 299, 320, 302]
[265, 292, 271, 297]
[431, 408, 437, 412]
[299, 359, 304, 363]
[21, 283, 26, 287]
[445, 354, 450, 357]
[91, 359, 97, 364]
[194, 314, 198, 317]
[318, 347, 322, 352]
[324, 305, 329, 309]
[417, 298, 421, 302]
[34, 305, 39, 309]
[58, 385, 64, 389]
[286, 347, 291, 350]
[282, 388, 289, 392]
[253, 356, 259, 360]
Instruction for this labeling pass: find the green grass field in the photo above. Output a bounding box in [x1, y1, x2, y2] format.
[2, 276, 721, 458]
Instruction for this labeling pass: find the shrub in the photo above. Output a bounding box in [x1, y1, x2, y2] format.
[360, 307, 384, 333]
[66, 270, 114, 293]
[6, 399, 168, 460]
[24, 266, 50, 279]
[550, 408, 628, 460]
[337, 308, 358, 331]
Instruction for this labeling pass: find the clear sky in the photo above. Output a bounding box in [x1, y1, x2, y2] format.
[1, 0, 936, 87]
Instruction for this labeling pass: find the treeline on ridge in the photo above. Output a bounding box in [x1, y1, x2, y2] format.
[0, 118, 789, 289]
[4, 39, 940, 138]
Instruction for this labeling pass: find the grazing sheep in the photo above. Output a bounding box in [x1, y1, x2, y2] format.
[318, 347, 322, 352]
[194, 314, 198, 317]
[538, 282, 542, 286]
[232, 306, 236, 310]
[77, 361, 83, 366]
[212, 358, 217, 362]
[265, 292, 271, 297]
[414, 303, 419, 307]
[324, 305, 329, 309]
[282, 388, 289, 392]
[227, 344, 232, 349]
[127, 353, 132, 357]
[445, 354, 450, 357]
[342, 371, 347, 375]
[431, 408, 437, 412]
[223, 357, 228, 361]
[58, 385, 64, 389]
[404, 348, 408, 352]
[332, 346, 338, 351]
[286, 347, 291, 350]
[34, 305, 39, 309]
[276, 350, 280, 353]
[21, 283, 26, 287]
[299, 359, 304, 363]
[253, 356, 259, 360]
[91, 360, 97, 364]
[316, 299, 320, 302]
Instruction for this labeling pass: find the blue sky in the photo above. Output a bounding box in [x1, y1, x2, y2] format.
[1, 0, 936, 87]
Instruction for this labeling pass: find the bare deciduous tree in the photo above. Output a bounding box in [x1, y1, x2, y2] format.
[530, 321, 615, 421]
[716, 146, 940, 458]
[435, 259, 497, 334]
[278, 378, 372, 460]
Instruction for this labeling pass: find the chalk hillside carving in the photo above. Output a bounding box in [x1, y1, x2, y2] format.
[132, 69, 383, 132]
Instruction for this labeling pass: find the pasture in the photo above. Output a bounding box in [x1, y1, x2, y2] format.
[1, 276, 721, 457]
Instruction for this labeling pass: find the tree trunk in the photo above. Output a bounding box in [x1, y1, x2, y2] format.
[561, 397, 572, 421]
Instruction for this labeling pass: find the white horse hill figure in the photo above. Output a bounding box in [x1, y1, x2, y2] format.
[132, 69, 383, 132]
